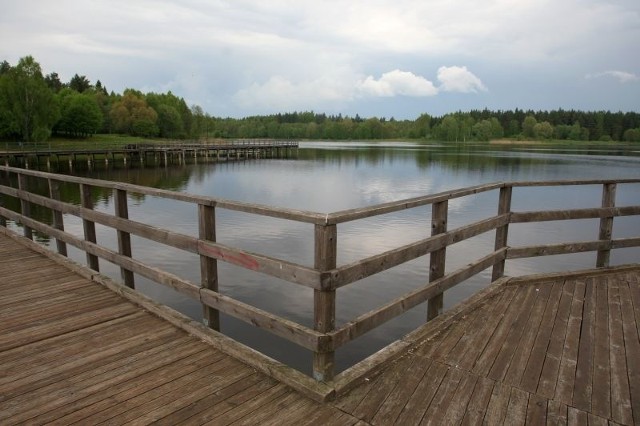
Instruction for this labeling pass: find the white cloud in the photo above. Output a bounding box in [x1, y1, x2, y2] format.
[585, 70, 640, 83]
[437, 66, 488, 93]
[358, 70, 438, 97]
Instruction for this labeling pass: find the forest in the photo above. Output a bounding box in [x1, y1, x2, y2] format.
[1, 55, 640, 143]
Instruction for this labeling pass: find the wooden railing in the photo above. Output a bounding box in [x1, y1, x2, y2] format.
[1, 166, 639, 383]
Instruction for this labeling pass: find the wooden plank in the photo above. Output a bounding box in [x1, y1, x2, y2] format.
[198, 203, 219, 330]
[439, 372, 478, 425]
[487, 283, 542, 382]
[313, 223, 337, 381]
[492, 185, 512, 281]
[459, 376, 496, 425]
[150, 373, 267, 425]
[370, 357, 433, 425]
[419, 365, 465, 425]
[618, 277, 640, 423]
[0, 303, 138, 351]
[546, 399, 568, 425]
[596, 183, 616, 267]
[331, 249, 506, 349]
[428, 200, 448, 321]
[588, 413, 609, 426]
[89, 359, 253, 425]
[591, 276, 611, 419]
[503, 282, 554, 386]
[48, 178, 67, 256]
[526, 393, 547, 425]
[177, 378, 280, 426]
[334, 214, 507, 288]
[607, 278, 634, 425]
[537, 279, 576, 399]
[482, 381, 511, 425]
[394, 361, 449, 425]
[80, 183, 99, 271]
[568, 406, 588, 425]
[352, 354, 415, 422]
[573, 277, 596, 412]
[502, 386, 529, 426]
[520, 280, 564, 393]
[114, 187, 134, 288]
[326, 182, 502, 224]
[0, 337, 204, 423]
[17, 173, 33, 239]
[554, 279, 586, 406]
[472, 285, 537, 376]
[509, 205, 640, 223]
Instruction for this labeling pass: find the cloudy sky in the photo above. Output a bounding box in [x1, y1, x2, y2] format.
[1, 0, 639, 119]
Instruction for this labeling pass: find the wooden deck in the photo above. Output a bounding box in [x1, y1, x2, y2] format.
[1, 232, 639, 425]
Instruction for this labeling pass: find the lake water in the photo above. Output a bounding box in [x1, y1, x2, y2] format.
[6, 141, 640, 374]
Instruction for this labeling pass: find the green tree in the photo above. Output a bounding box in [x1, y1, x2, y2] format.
[69, 74, 91, 93]
[522, 115, 537, 138]
[156, 104, 184, 138]
[56, 89, 103, 137]
[623, 128, 640, 142]
[0, 56, 59, 141]
[533, 121, 554, 139]
[472, 119, 493, 141]
[110, 90, 158, 137]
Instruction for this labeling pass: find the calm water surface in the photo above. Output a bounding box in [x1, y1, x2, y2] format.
[10, 141, 640, 374]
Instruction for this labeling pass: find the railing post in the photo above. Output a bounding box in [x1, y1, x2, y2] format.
[427, 200, 448, 321]
[114, 188, 135, 288]
[596, 183, 616, 267]
[18, 173, 33, 240]
[198, 203, 220, 331]
[48, 179, 67, 256]
[0, 172, 6, 227]
[80, 184, 100, 271]
[492, 185, 512, 281]
[313, 223, 337, 382]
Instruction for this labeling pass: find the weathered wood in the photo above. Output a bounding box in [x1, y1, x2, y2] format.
[492, 185, 512, 281]
[428, 200, 448, 321]
[48, 179, 67, 256]
[198, 204, 219, 330]
[114, 188, 134, 288]
[330, 249, 506, 349]
[326, 182, 501, 225]
[17, 174, 33, 239]
[509, 205, 640, 223]
[596, 183, 616, 267]
[507, 237, 640, 259]
[332, 214, 508, 289]
[313, 223, 337, 382]
[80, 183, 99, 271]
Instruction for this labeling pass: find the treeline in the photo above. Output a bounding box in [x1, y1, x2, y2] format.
[1, 55, 640, 143]
[0, 56, 208, 141]
[210, 110, 640, 142]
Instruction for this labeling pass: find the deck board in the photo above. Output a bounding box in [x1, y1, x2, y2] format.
[1, 232, 639, 425]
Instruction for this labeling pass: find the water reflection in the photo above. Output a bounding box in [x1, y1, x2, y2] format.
[3, 141, 639, 374]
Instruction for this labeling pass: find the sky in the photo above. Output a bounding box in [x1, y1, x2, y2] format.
[1, 0, 639, 119]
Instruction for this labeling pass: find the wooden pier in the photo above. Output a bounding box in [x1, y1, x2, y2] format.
[0, 140, 298, 169]
[1, 168, 640, 423]
[1, 229, 639, 424]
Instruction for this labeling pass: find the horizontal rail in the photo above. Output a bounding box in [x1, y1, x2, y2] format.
[0, 166, 325, 224]
[510, 206, 640, 223]
[0, 184, 322, 289]
[0, 206, 323, 351]
[330, 249, 507, 349]
[325, 182, 503, 224]
[1, 164, 639, 384]
[330, 214, 509, 288]
[507, 237, 640, 259]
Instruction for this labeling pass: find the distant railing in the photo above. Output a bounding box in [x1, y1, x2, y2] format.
[1, 165, 639, 384]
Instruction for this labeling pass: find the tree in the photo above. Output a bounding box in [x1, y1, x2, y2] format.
[110, 90, 158, 137]
[69, 74, 91, 93]
[522, 115, 537, 138]
[533, 121, 554, 139]
[45, 72, 64, 92]
[56, 89, 103, 137]
[472, 119, 493, 141]
[623, 128, 640, 142]
[0, 56, 59, 141]
[156, 104, 184, 138]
